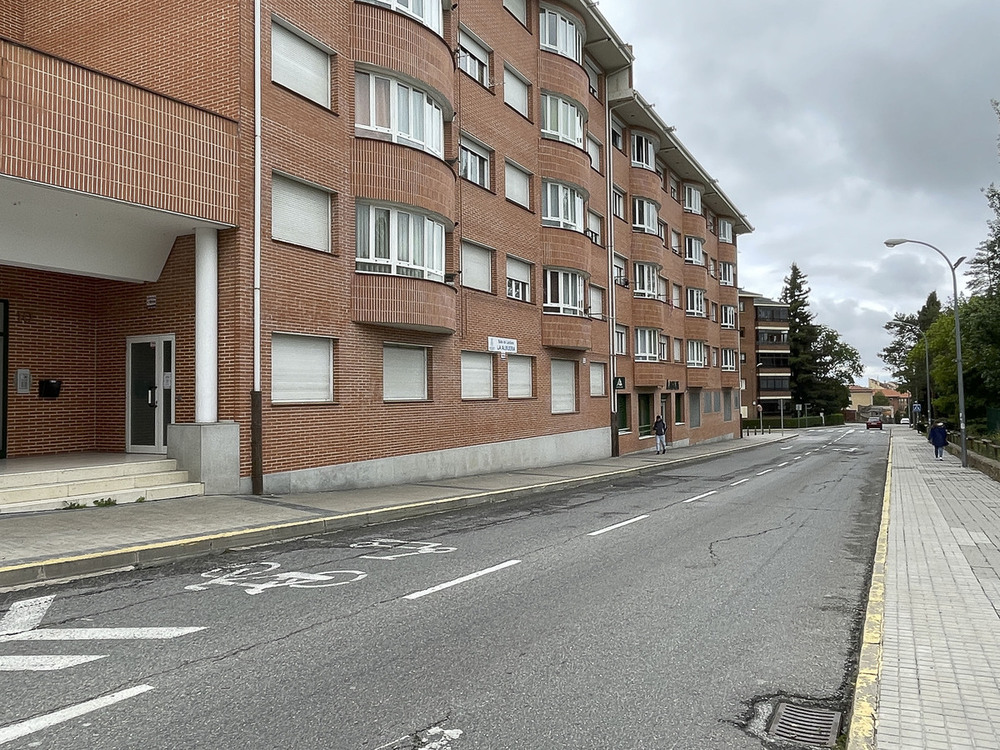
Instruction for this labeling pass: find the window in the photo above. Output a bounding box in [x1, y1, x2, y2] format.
[586, 136, 602, 171]
[612, 188, 625, 219]
[371, 0, 442, 34]
[719, 261, 735, 286]
[687, 340, 706, 368]
[721, 348, 737, 372]
[635, 328, 658, 362]
[709, 258, 716, 278]
[710, 302, 718, 322]
[638, 393, 654, 437]
[670, 229, 682, 256]
[614, 324, 627, 355]
[539, 7, 583, 63]
[590, 362, 606, 396]
[611, 118, 624, 151]
[633, 262, 658, 299]
[551, 359, 577, 413]
[683, 184, 702, 214]
[686, 287, 706, 317]
[541, 94, 584, 146]
[617, 394, 630, 431]
[632, 197, 658, 234]
[721, 305, 736, 329]
[355, 71, 444, 157]
[356, 202, 445, 281]
[711, 347, 719, 367]
[383, 344, 427, 401]
[674, 392, 684, 424]
[507, 355, 532, 398]
[506, 256, 531, 301]
[671, 283, 682, 309]
[461, 241, 492, 292]
[673, 337, 683, 362]
[659, 336, 670, 361]
[503, 0, 527, 24]
[271, 21, 330, 108]
[272, 173, 330, 252]
[543, 269, 584, 315]
[505, 161, 531, 207]
[613, 254, 627, 286]
[685, 236, 704, 265]
[669, 174, 680, 201]
[586, 211, 603, 245]
[461, 351, 493, 399]
[271, 334, 333, 402]
[458, 28, 490, 86]
[707, 212, 716, 234]
[718, 219, 734, 243]
[588, 285, 604, 318]
[542, 180, 584, 231]
[503, 66, 530, 116]
[657, 221, 667, 243]
[724, 388, 733, 421]
[459, 136, 490, 189]
[631, 132, 656, 170]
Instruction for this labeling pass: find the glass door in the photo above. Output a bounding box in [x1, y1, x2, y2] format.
[126, 335, 174, 453]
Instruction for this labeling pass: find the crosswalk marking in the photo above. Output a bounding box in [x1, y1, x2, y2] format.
[0, 655, 107, 672]
[0, 685, 153, 744]
[1, 627, 206, 642]
[0, 596, 55, 636]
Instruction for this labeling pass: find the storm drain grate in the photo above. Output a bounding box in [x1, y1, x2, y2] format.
[767, 701, 841, 747]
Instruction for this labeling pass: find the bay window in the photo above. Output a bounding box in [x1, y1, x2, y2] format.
[635, 328, 659, 362]
[632, 197, 658, 234]
[541, 94, 584, 147]
[356, 202, 445, 281]
[633, 262, 659, 299]
[370, 0, 442, 34]
[721, 304, 736, 329]
[687, 340, 706, 368]
[686, 287, 706, 317]
[539, 6, 583, 63]
[355, 70, 444, 157]
[718, 218, 734, 243]
[543, 268, 585, 315]
[631, 132, 657, 170]
[721, 348, 737, 372]
[542, 180, 584, 231]
[685, 236, 705, 265]
[719, 261, 735, 286]
[683, 184, 702, 214]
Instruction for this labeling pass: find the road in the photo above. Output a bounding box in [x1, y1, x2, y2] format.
[0, 426, 888, 749]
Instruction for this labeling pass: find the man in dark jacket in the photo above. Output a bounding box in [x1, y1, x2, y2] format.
[653, 415, 667, 454]
[928, 421, 948, 460]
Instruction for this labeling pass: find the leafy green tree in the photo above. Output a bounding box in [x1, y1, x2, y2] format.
[872, 392, 890, 406]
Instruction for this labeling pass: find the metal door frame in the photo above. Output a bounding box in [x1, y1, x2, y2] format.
[125, 334, 174, 454]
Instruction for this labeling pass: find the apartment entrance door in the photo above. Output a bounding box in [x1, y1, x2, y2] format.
[126, 335, 174, 453]
[0, 300, 6, 458]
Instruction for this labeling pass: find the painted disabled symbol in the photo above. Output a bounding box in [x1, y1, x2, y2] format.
[350, 538, 456, 560]
[185, 562, 366, 596]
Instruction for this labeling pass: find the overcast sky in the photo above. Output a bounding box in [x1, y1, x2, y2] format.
[599, 1, 1000, 384]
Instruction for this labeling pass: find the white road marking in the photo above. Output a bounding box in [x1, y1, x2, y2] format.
[756, 469, 773, 476]
[0, 596, 54, 636]
[793, 456, 803, 461]
[683, 491, 718, 504]
[0, 655, 107, 671]
[730, 478, 751, 486]
[0, 685, 153, 744]
[405, 560, 521, 600]
[778, 462, 789, 467]
[588, 515, 649, 536]
[1, 627, 206, 642]
[780, 446, 794, 451]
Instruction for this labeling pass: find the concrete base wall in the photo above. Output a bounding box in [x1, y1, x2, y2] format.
[249, 427, 612, 495]
[168, 422, 241, 494]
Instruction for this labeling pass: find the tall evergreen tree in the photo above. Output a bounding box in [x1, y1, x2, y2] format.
[780, 263, 818, 409]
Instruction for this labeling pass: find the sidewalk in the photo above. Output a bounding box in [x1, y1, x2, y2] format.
[0, 431, 790, 591]
[851, 428, 1000, 749]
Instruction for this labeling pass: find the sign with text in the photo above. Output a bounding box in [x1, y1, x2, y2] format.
[487, 336, 517, 353]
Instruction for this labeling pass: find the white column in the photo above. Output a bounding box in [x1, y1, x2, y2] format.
[194, 227, 218, 423]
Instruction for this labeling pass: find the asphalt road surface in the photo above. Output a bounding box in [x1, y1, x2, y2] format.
[1, 426, 888, 749]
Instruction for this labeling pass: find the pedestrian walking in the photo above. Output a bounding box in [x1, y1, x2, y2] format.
[928, 421, 948, 460]
[653, 415, 667, 454]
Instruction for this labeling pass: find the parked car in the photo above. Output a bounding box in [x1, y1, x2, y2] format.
[900, 417, 910, 425]
[866, 417, 883, 429]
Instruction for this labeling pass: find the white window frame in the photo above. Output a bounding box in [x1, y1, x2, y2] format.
[505, 161, 531, 207]
[614, 324, 627, 355]
[669, 174, 680, 200]
[683, 184, 703, 214]
[611, 118, 624, 150]
[503, 66, 530, 117]
[612, 188, 625, 219]
[355, 70, 444, 157]
[459, 135, 491, 189]
[659, 336, 670, 362]
[586, 135, 602, 171]
[506, 255, 531, 301]
[633, 262, 659, 299]
[543, 268, 585, 315]
[503, 0, 527, 25]
[671, 229, 682, 256]
[632, 196, 658, 234]
[272, 173, 331, 252]
[541, 93, 584, 147]
[721, 305, 736, 329]
[686, 287, 706, 317]
[461, 241, 492, 292]
[719, 261, 735, 286]
[542, 180, 584, 231]
[588, 285, 604, 319]
[271, 333, 334, 403]
[550, 359, 577, 414]
[613, 254, 627, 286]
[718, 218, 733, 243]
[685, 236, 705, 265]
[584, 58, 601, 98]
[673, 337, 683, 362]
[671, 283, 682, 309]
[271, 21, 330, 108]
[590, 362, 606, 396]
[721, 348, 737, 372]
[630, 132, 657, 170]
[383, 344, 428, 401]
[586, 210, 603, 245]
[370, 0, 442, 34]
[458, 28, 490, 86]
[539, 6, 583, 63]
[507, 354, 533, 399]
[687, 339, 706, 368]
[635, 328, 659, 362]
[356, 202, 445, 281]
[461, 351, 494, 400]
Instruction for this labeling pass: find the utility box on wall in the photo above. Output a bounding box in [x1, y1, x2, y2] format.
[38, 379, 62, 398]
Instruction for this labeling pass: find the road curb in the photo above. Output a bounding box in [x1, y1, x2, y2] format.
[0, 435, 794, 592]
[846, 437, 892, 749]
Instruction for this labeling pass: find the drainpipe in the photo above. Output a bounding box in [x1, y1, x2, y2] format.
[605, 93, 618, 457]
[251, 0, 264, 494]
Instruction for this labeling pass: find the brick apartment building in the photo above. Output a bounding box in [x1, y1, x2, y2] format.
[0, 0, 751, 495]
[738, 291, 791, 419]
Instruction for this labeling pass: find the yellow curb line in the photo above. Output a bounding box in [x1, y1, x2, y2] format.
[0, 435, 792, 586]
[846, 437, 892, 749]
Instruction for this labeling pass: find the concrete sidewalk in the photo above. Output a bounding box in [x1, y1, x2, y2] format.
[851, 428, 1000, 749]
[0, 431, 790, 591]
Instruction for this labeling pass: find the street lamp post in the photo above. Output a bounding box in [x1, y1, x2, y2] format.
[892, 320, 932, 426]
[884, 239, 967, 467]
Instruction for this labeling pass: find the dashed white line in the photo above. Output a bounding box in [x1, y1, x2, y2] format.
[778, 462, 789, 467]
[793, 456, 803, 461]
[683, 491, 718, 504]
[756, 469, 773, 476]
[730, 478, 751, 486]
[0, 685, 154, 744]
[588, 515, 649, 536]
[404, 560, 521, 600]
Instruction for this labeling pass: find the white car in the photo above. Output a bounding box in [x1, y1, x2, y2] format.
[899, 418, 910, 425]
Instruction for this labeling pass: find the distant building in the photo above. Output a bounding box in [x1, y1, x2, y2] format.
[849, 381, 910, 421]
[738, 290, 791, 418]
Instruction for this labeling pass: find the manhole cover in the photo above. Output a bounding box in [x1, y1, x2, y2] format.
[768, 701, 841, 747]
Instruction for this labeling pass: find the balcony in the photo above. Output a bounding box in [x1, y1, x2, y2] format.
[352, 273, 458, 333]
[541, 313, 592, 351]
